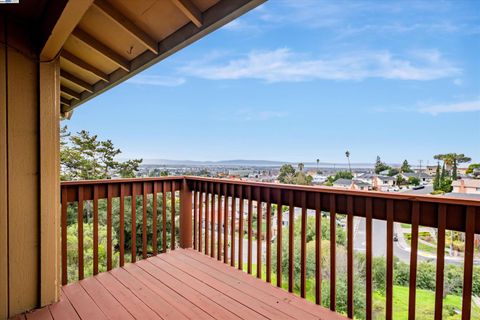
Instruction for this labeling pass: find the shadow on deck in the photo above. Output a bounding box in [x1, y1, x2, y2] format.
[14, 249, 346, 319]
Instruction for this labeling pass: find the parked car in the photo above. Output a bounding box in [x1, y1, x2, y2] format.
[413, 185, 425, 190]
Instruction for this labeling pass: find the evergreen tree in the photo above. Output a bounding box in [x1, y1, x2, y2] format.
[374, 156, 390, 174]
[400, 160, 413, 173]
[433, 163, 441, 190]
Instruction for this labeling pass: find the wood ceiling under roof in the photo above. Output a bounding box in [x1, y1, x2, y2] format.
[55, 0, 264, 113]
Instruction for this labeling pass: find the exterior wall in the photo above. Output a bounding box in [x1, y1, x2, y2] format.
[0, 14, 60, 318]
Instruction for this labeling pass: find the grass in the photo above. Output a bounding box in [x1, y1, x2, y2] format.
[373, 285, 480, 319]
[400, 223, 411, 228]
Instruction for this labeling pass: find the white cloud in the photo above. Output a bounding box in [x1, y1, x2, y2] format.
[126, 75, 186, 87]
[180, 48, 460, 82]
[236, 109, 288, 121]
[418, 99, 480, 115]
[453, 78, 463, 86]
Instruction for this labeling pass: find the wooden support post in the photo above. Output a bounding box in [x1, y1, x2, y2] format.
[39, 58, 61, 306]
[179, 179, 193, 248]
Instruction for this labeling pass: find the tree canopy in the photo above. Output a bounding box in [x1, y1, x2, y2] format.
[61, 126, 142, 181]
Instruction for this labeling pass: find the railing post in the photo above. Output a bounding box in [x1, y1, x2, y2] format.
[179, 178, 193, 248]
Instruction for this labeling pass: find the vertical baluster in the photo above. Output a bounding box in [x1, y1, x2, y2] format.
[238, 186, 244, 270]
[224, 183, 229, 264]
[248, 186, 253, 274]
[171, 181, 176, 250]
[231, 185, 236, 267]
[61, 187, 68, 285]
[434, 204, 446, 320]
[300, 192, 307, 298]
[276, 189, 282, 288]
[198, 184, 203, 253]
[366, 197, 373, 320]
[408, 201, 419, 319]
[107, 184, 112, 270]
[119, 184, 125, 266]
[217, 183, 222, 261]
[288, 191, 294, 293]
[205, 183, 209, 256]
[162, 181, 167, 253]
[462, 207, 476, 320]
[142, 182, 147, 259]
[329, 194, 336, 310]
[152, 182, 158, 255]
[193, 181, 198, 251]
[131, 183, 137, 262]
[266, 188, 272, 283]
[347, 196, 354, 317]
[78, 186, 84, 280]
[386, 200, 394, 320]
[257, 187, 262, 279]
[210, 183, 215, 258]
[315, 193, 322, 305]
[93, 186, 99, 275]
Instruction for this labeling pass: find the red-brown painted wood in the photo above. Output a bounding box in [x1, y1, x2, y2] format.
[224, 183, 229, 264]
[408, 201, 420, 320]
[288, 190, 294, 293]
[119, 184, 125, 266]
[315, 193, 322, 305]
[142, 182, 148, 259]
[247, 186, 253, 274]
[171, 180, 176, 250]
[256, 187, 262, 278]
[238, 186, 244, 270]
[217, 183, 222, 261]
[93, 185, 99, 275]
[131, 183, 137, 263]
[265, 189, 272, 283]
[386, 199, 394, 320]
[329, 194, 336, 311]
[210, 183, 215, 258]
[366, 197, 373, 320]
[162, 181, 167, 253]
[78, 186, 84, 280]
[300, 192, 307, 298]
[434, 204, 446, 320]
[276, 189, 282, 288]
[193, 182, 198, 251]
[152, 182, 158, 255]
[107, 184, 113, 270]
[462, 206, 476, 320]
[230, 185, 236, 267]
[347, 196, 353, 318]
[61, 187, 68, 285]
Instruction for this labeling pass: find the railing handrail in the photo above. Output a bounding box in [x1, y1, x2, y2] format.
[61, 175, 480, 207]
[184, 176, 480, 207]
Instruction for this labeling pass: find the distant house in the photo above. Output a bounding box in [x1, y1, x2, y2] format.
[333, 178, 372, 191]
[452, 179, 480, 194]
[400, 172, 432, 184]
[312, 174, 328, 184]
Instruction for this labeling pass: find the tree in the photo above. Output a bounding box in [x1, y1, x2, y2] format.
[466, 163, 480, 174]
[396, 174, 406, 186]
[374, 156, 390, 174]
[278, 164, 312, 186]
[434, 153, 471, 180]
[278, 164, 296, 184]
[408, 176, 420, 186]
[61, 126, 142, 180]
[298, 163, 305, 172]
[387, 168, 399, 176]
[316, 158, 320, 173]
[433, 163, 441, 190]
[400, 160, 413, 173]
[345, 150, 351, 173]
[332, 171, 353, 181]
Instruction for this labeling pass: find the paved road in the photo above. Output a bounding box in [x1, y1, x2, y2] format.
[354, 218, 431, 263]
[400, 185, 433, 195]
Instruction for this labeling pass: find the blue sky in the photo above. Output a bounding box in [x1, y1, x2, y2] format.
[67, 0, 480, 165]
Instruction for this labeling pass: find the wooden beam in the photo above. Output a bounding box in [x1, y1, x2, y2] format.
[39, 0, 94, 60]
[60, 97, 71, 106]
[93, 0, 158, 54]
[61, 50, 109, 82]
[65, 0, 266, 111]
[171, 0, 203, 28]
[61, 86, 81, 100]
[60, 70, 93, 93]
[71, 28, 130, 72]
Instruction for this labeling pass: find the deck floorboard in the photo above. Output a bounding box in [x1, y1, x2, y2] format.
[13, 250, 348, 319]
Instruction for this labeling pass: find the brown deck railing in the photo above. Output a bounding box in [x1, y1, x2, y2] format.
[61, 176, 480, 320]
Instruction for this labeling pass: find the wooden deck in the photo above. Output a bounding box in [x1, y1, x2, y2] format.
[14, 249, 346, 320]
